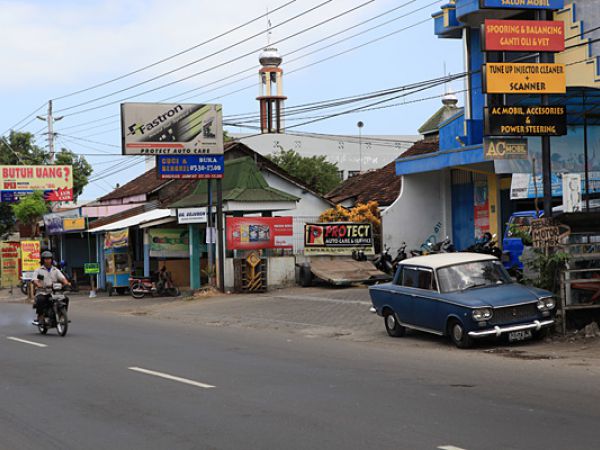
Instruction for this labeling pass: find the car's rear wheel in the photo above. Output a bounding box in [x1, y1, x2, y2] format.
[383, 309, 405, 337]
[448, 319, 473, 349]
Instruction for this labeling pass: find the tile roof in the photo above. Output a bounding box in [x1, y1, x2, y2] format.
[325, 138, 439, 207]
[97, 167, 168, 202]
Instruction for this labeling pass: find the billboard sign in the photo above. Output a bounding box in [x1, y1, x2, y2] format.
[43, 213, 64, 235]
[480, 0, 564, 10]
[483, 19, 564, 52]
[484, 105, 567, 136]
[157, 155, 224, 179]
[484, 63, 566, 94]
[21, 240, 40, 272]
[484, 138, 528, 160]
[304, 222, 375, 255]
[0, 165, 73, 201]
[0, 242, 20, 288]
[121, 103, 223, 155]
[226, 217, 293, 250]
[63, 217, 86, 232]
[509, 172, 600, 199]
[148, 228, 190, 258]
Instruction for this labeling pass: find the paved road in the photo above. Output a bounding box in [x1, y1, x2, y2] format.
[1, 295, 599, 450]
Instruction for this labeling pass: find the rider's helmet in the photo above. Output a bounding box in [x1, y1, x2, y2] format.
[41, 251, 53, 262]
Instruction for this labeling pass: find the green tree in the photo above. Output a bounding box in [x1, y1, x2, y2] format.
[11, 192, 48, 237]
[268, 149, 341, 194]
[55, 149, 93, 199]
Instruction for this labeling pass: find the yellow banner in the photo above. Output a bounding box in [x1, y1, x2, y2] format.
[63, 217, 86, 231]
[0, 165, 73, 191]
[21, 240, 41, 272]
[485, 63, 566, 94]
[1, 242, 20, 287]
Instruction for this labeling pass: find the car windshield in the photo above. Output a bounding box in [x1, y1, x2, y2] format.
[437, 260, 512, 293]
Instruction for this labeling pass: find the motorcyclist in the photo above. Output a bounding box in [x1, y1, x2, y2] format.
[32, 251, 70, 326]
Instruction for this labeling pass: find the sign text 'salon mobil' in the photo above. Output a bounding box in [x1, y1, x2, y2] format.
[480, 0, 564, 10]
[304, 222, 374, 255]
[120, 103, 223, 156]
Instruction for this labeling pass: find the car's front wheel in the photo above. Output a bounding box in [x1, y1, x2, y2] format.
[383, 309, 405, 337]
[448, 319, 473, 349]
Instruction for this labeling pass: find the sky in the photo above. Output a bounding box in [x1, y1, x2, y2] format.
[0, 0, 464, 200]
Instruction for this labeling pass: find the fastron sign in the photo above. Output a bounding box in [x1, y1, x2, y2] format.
[120, 103, 223, 155]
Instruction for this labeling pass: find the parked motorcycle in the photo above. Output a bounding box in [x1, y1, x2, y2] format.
[466, 233, 502, 258]
[20, 275, 32, 295]
[373, 245, 394, 274]
[129, 267, 180, 299]
[33, 281, 70, 337]
[58, 261, 79, 292]
[429, 237, 456, 253]
[391, 242, 408, 273]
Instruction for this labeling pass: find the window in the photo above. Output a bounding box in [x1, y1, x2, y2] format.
[348, 170, 360, 178]
[398, 266, 436, 290]
[337, 170, 345, 180]
[400, 267, 419, 287]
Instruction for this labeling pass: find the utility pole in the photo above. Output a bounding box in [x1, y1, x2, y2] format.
[539, 10, 554, 218]
[37, 100, 62, 163]
[357, 121, 364, 173]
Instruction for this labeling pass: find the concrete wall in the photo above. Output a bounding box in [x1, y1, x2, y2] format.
[261, 170, 330, 218]
[381, 170, 452, 254]
[223, 256, 296, 291]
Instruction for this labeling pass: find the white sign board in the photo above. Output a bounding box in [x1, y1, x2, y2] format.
[562, 173, 582, 213]
[121, 103, 223, 155]
[177, 207, 208, 224]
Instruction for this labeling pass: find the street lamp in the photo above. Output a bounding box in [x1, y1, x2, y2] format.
[357, 121, 364, 173]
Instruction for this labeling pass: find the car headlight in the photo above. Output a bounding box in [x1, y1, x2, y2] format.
[537, 297, 556, 311]
[472, 308, 493, 321]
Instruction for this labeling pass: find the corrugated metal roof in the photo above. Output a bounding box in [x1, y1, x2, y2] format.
[89, 209, 175, 232]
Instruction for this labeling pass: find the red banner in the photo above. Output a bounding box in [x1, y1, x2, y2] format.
[484, 19, 564, 52]
[226, 217, 293, 250]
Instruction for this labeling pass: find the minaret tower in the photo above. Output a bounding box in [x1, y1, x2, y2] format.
[257, 43, 286, 133]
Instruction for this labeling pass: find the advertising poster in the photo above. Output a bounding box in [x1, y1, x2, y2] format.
[473, 181, 490, 239]
[0, 242, 20, 287]
[0, 165, 73, 201]
[304, 222, 374, 255]
[104, 229, 129, 249]
[562, 174, 582, 213]
[121, 103, 223, 155]
[21, 240, 40, 272]
[484, 105, 566, 136]
[148, 229, 190, 258]
[226, 217, 293, 250]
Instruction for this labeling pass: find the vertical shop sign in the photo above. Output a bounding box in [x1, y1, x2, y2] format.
[20, 240, 40, 273]
[474, 181, 490, 239]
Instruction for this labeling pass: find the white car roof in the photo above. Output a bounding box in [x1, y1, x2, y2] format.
[400, 252, 497, 270]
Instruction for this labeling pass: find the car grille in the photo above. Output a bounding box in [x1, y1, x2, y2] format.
[490, 303, 538, 325]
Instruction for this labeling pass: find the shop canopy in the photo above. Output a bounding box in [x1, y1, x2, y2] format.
[89, 208, 175, 233]
[170, 156, 299, 212]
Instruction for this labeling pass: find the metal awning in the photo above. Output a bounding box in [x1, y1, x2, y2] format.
[89, 209, 175, 233]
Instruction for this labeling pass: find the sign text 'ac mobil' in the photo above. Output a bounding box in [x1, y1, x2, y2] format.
[484, 105, 567, 136]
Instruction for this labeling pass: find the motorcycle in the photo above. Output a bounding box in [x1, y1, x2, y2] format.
[58, 261, 79, 292]
[20, 275, 32, 295]
[391, 242, 408, 273]
[428, 237, 456, 253]
[466, 233, 501, 258]
[129, 267, 180, 299]
[373, 245, 394, 274]
[33, 281, 70, 337]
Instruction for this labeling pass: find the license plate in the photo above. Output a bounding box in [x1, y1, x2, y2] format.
[508, 330, 532, 342]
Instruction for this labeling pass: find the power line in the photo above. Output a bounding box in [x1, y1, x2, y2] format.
[1, 102, 47, 136]
[57, 0, 375, 117]
[51, 0, 298, 101]
[55, 0, 339, 113]
[53, 1, 438, 134]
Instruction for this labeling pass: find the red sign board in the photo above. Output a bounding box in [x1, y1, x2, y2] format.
[484, 19, 564, 52]
[226, 217, 293, 250]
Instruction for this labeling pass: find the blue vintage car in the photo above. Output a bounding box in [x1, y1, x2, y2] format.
[369, 253, 556, 348]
